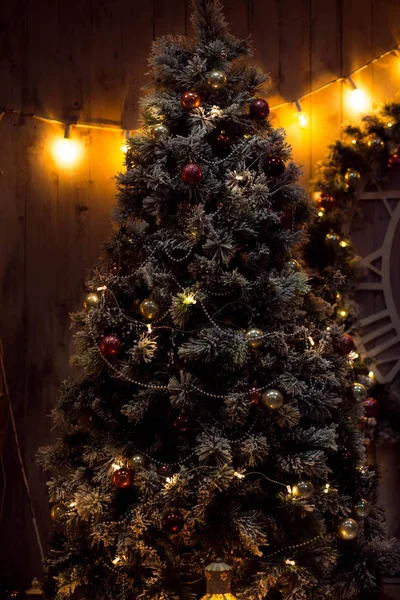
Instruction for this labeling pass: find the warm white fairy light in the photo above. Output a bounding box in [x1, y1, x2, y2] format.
[368, 370, 375, 381]
[234, 471, 245, 480]
[286, 485, 292, 494]
[308, 336, 315, 347]
[294, 100, 308, 128]
[69, 501, 77, 507]
[147, 323, 152, 333]
[345, 76, 370, 113]
[339, 240, 350, 248]
[112, 462, 122, 471]
[285, 559, 296, 566]
[323, 483, 330, 494]
[97, 285, 107, 291]
[183, 294, 197, 305]
[120, 130, 130, 153]
[53, 124, 82, 167]
[349, 351, 359, 360]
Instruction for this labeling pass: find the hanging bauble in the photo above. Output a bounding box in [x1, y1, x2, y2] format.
[139, 297, 160, 321]
[338, 518, 359, 540]
[100, 334, 122, 358]
[333, 333, 355, 355]
[261, 389, 284, 410]
[292, 479, 314, 500]
[180, 163, 203, 185]
[174, 414, 190, 432]
[364, 397, 379, 418]
[152, 124, 171, 139]
[284, 258, 302, 272]
[207, 70, 227, 89]
[201, 558, 236, 600]
[83, 292, 100, 311]
[181, 91, 201, 109]
[157, 464, 174, 478]
[50, 503, 68, 523]
[388, 151, 400, 171]
[367, 137, 384, 148]
[344, 168, 361, 183]
[318, 193, 335, 208]
[325, 231, 341, 247]
[8, 592, 23, 600]
[249, 98, 270, 120]
[350, 382, 368, 402]
[162, 509, 184, 533]
[354, 498, 372, 518]
[245, 327, 264, 348]
[126, 453, 148, 471]
[249, 387, 262, 405]
[264, 156, 285, 177]
[214, 131, 234, 156]
[112, 467, 133, 489]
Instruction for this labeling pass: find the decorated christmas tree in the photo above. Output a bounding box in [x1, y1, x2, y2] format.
[39, 1, 399, 599]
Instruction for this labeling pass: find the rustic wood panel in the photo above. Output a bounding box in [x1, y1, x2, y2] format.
[1, 0, 400, 588]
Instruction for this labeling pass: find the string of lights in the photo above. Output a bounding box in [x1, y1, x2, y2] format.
[0, 41, 399, 167]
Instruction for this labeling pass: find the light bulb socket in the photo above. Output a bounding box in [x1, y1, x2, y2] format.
[63, 124, 71, 139]
[346, 76, 357, 90]
[294, 100, 302, 113]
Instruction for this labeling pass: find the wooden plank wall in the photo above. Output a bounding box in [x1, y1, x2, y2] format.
[1, 0, 400, 588]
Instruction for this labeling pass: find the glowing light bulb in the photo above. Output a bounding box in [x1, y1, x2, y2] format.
[120, 130, 130, 153]
[294, 101, 308, 128]
[234, 471, 245, 479]
[53, 125, 81, 167]
[323, 483, 330, 494]
[285, 559, 296, 566]
[368, 370, 375, 381]
[339, 240, 350, 248]
[183, 294, 197, 305]
[346, 78, 369, 113]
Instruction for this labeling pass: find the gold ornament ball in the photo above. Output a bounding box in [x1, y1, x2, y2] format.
[126, 453, 148, 471]
[354, 498, 372, 519]
[261, 388, 284, 410]
[292, 479, 314, 499]
[50, 503, 68, 523]
[83, 292, 100, 311]
[152, 124, 170, 139]
[285, 258, 302, 272]
[338, 518, 359, 540]
[245, 327, 264, 348]
[139, 298, 160, 321]
[206, 70, 227, 89]
[325, 231, 340, 246]
[344, 168, 361, 182]
[350, 382, 368, 402]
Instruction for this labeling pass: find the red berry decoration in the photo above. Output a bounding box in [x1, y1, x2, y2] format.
[249, 98, 270, 120]
[264, 156, 285, 178]
[249, 387, 262, 405]
[100, 334, 122, 358]
[333, 333, 355, 356]
[181, 91, 201, 110]
[180, 163, 203, 185]
[112, 467, 133, 489]
[162, 509, 184, 534]
[174, 414, 190, 432]
[364, 397, 379, 418]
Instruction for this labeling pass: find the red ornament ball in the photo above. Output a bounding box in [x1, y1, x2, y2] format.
[180, 163, 203, 185]
[162, 509, 184, 534]
[214, 132, 234, 156]
[364, 397, 379, 418]
[319, 193, 335, 208]
[333, 333, 355, 356]
[157, 464, 174, 478]
[181, 91, 201, 110]
[249, 98, 270, 120]
[249, 387, 262, 405]
[100, 334, 122, 358]
[174, 414, 190, 432]
[264, 156, 285, 178]
[112, 467, 133, 489]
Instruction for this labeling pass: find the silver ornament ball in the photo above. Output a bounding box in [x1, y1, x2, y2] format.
[338, 518, 359, 540]
[350, 382, 368, 402]
[152, 124, 170, 139]
[292, 479, 314, 499]
[245, 327, 264, 349]
[261, 389, 284, 410]
[207, 70, 227, 90]
[354, 498, 372, 519]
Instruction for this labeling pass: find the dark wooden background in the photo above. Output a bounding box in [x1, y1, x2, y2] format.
[1, 0, 400, 590]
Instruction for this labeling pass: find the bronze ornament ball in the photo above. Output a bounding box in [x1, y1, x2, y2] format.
[162, 509, 184, 534]
[338, 518, 359, 540]
[152, 124, 171, 139]
[325, 231, 340, 246]
[354, 498, 372, 519]
[174, 414, 190, 432]
[50, 503, 68, 523]
[112, 467, 133, 489]
[333, 333, 355, 356]
[292, 479, 314, 500]
[181, 90, 201, 109]
[206, 70, 227, 89]
[245, 327, 264, 348]
[344, 168, 361, 182]
[264, 156, 285, 177]
[350, 382, 368, 402]
[180, 163, 203, 185]
[261, 389, 284, 410]
[100, 334, 122, 358]
[284, 258, 302, 272]
[139, 297, 160, 321]
[249, 98, 270, 120]
[83, 292, 100, 311]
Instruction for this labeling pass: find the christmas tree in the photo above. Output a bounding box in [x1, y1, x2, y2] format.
[39, 1, 399, 598]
